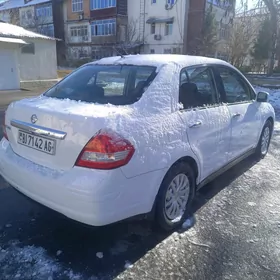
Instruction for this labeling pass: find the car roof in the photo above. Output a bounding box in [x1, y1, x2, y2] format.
[91, 54, 231, 69]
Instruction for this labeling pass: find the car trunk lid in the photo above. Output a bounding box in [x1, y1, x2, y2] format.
[5, 96, 131, 171]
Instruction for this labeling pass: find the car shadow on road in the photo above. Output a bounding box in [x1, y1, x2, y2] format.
[0, 156, 258, 280]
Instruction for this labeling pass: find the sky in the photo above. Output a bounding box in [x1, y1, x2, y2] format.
[236, 0, 259, 10]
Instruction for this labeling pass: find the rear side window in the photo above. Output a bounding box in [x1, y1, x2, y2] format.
[179, 66, 218, 109]
[44, 65, 157, 105]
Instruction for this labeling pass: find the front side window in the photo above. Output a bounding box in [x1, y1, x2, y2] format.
[91, 19, 116, 36]
[217, 66, 252, 104]
[90, 0, 116, 10]
[179, 66, 218, 109]
[44, 65, 157, 105]
[72, 0, 83, 12]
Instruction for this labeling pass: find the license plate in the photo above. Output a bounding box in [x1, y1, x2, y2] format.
[18, 130, 56, 155]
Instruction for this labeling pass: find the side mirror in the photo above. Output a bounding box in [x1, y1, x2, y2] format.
[256, 91, 269, 103]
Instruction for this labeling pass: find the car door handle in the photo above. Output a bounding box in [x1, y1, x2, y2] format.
[232, 113, 241, 118]
[189, 121, 202, 128]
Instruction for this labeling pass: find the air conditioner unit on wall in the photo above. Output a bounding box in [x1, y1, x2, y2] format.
[165, 3, 171, 9]
[154, 34, 162, 40]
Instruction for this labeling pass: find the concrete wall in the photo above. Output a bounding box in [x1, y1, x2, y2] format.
[128, 0, 187, 54]
[18, 38, 57, 81]
[0, 42, 20, 90]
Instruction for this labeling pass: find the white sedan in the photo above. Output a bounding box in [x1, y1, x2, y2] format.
[0, 55, 275, 231]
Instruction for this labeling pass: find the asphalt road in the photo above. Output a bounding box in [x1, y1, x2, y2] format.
[0, 92, 280, 280]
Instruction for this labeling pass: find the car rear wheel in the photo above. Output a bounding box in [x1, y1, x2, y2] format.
[155, 162, 195, 231]
[255, 120, 273, 159]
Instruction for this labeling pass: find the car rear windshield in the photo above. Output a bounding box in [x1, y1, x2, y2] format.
[44, 64, 157, 105]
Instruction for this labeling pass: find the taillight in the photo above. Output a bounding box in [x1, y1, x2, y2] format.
[75, 129, 135, 170]
[2, 111, 8, 140]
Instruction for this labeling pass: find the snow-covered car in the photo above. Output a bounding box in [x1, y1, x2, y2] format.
[0, 55, 275, 231]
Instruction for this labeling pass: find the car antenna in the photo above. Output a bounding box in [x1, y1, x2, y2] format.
[113, 46, 125, 58]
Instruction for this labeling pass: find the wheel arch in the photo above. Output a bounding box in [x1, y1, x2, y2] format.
[174, 156, 199, 183]
[149, 155, 200, 222]
[151, 156, 200, 214]
[267, 116, 274, 129]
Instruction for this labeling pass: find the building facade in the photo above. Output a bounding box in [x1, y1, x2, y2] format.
[128, 0, 235, 59]
[0, 0, 55, 37]
[0, 22, 57, 86]
[65, 0, 128, 61]
[128, 0, 187, 55]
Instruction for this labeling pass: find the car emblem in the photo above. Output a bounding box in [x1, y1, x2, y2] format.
[31, 114, 38, 124]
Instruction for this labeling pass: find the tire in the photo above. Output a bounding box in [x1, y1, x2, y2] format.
[255, 120, 273, 160]
[155, 162, 195, 231]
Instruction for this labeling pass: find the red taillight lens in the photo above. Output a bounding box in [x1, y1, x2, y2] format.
[75, 129, 135, 170]
[2, 112, 8, 140]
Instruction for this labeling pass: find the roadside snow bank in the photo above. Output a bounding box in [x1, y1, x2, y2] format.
[254, 86, 280, 133]
[254, 86, 280, 111]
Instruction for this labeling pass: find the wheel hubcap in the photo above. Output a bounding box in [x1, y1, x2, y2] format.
[164, 174, 190, 221]
[261, 126, 270, 155]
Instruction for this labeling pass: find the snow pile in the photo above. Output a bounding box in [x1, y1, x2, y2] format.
[0, 241, 81, 280]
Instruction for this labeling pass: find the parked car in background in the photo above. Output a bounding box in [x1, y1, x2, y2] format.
[0, 55, 275, 231]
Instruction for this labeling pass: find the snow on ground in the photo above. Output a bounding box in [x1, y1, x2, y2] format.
[0, 241, 82, 280]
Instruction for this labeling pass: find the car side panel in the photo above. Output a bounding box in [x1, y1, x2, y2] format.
[255, 102, 275, 143]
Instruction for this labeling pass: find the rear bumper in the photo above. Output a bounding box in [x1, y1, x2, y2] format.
[0, 139, 164, 226]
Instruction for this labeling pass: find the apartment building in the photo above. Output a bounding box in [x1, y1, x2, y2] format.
[0, 0, 55, 37]
[128, 0, 235, 58]
[0, 0, 66, 64]
[65, 0, 128, 61]
[128, 0, 187, 55]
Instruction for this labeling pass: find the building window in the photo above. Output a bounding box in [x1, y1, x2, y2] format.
[70, 25, 88, 37]
[92, 47, 113, 60]
[219, 23, 230, 40]
[150, 23, 155, 34]
[150, 49, 155, 54]
[91, 19, 116, 36]
[167, 0, 175, 4]
[39, 24, 54, 37]
[79, 49, 90, 58]
[152, 0, 156, 3]
[90, 0, 116, 10]
[36, 5, 52, 17]
[72, 0, 83, 12]
[21, 43, 35, 54]
[165, 23, 173, 35]
[164, 49, 171, 54]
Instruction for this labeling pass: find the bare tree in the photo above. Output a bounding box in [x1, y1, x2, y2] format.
[196, 7, 219, 56]
[226, 14, 260, 68]
[9, 9, 19, 25]
[117, 18, 142, 55]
